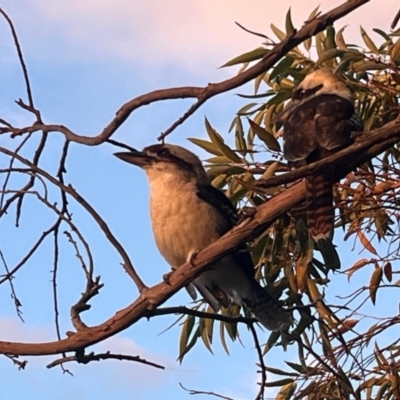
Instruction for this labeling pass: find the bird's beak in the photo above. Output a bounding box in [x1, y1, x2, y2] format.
[114, 151, 153, 168]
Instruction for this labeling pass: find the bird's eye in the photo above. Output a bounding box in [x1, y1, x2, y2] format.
[298, 90, 307, 99]
[158, 149, 170, 157]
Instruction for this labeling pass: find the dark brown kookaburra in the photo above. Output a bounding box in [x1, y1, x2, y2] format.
[277, 69, 363, 270]
[115, 144, 292, 331]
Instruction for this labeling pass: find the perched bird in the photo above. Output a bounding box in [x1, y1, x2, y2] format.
[277, 69, 363, 269]
[115, 144, 292, 331]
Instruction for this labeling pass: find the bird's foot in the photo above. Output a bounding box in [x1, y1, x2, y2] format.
[237, 206, 256, 224]
[351, 131, 364, 141]
[163, 271, 173, 285]
[187, 251, 199, 266]
[140, 287, 159, 310]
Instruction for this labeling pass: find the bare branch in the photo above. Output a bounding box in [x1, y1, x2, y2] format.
[46, 351, 164, 370]
[146, 306, 256, 325]
[0, 8, 35, 109]
[0, 113, 397, 356]
[0, 148, 146, 292]
[179, 383, 236, 400]
[249, 324, 267, 400]
[2, 0, 369, 145]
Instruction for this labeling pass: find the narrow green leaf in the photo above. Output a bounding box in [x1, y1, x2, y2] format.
[178, 325, 200, 363]
[316, 32, 325, 58]
[360, 26, 380, 53]
[260, 161, 279, 179]
[221, 307, 237, 340]
[390, 38, 400, 63]
[307, 5, 320, 21]
[236, 102, 259, 115]
[219, 321, 230, 355]
[211, 174, 228, 189]
[206, 155, 232, 164]
[303, 37, 312, 52]
[205, 117, 242, 163]
[188, 138, 222, 156]
[200, 318, 214, 354]
[351, 60, 387, 72]
[264, 378, 294, 387]
[375, 342, 388, 366]
[336, 26, 348, 50]
[375, 381, 391, 399]
[276, 381, 297, 399]
[254, 71, 267, 94]
[270, 24, 286, 41]
[179, 315, 195, 360]
[316, 49, 346, 66]
[373, 28, 391, 41]
[204, 312, 214, 344]
[325, 25, 336, 50]
[235, 117, 247, 155]
[285, 8, 295, 35]
[269, 56, 294, 81]
[264, 366, 298, 377]
[220, 47, 269, 68]
[263, 330, 281, 355]
[248, 118, 281, 152]
[285, 361, 309, 374]
[237, 91, 275, 99]
[267, 91, 291, 106]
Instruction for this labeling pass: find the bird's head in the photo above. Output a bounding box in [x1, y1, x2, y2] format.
[114, 143, 209, 185]
[276, 69, 354, 123]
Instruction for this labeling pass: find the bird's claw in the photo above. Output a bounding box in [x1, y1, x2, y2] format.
[188, 251, 199, 266]
[163, 271, 173, 285]
[140, 287, 158, 310]
[237, 206, 257, 224]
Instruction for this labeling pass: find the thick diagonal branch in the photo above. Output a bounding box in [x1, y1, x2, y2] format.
[0, 116, 398, 357]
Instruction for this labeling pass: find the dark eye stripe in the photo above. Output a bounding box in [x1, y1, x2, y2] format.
[144, 144, 195, 173]
[292, 83, 323, 100]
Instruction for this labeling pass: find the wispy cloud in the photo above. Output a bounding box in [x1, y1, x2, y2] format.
[1, 0, 395, 75]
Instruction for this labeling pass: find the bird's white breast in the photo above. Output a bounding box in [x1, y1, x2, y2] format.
[147, 172, 221, 269]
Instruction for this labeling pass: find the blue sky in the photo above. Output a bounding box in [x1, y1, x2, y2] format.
[0, 1, 398, 399]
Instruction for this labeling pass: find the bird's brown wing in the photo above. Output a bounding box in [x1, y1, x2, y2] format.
[196, 184, 255, 279]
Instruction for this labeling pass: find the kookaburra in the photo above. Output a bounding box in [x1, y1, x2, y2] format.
[277, 69, 363, 269]
[115, 144, 292, 331]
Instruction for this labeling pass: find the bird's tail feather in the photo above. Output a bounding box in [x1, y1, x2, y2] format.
[316, 239, 341, 270]
[305, 173, 333, 241]
[306, 173, 341, 269]
[242, 279, 293, 332]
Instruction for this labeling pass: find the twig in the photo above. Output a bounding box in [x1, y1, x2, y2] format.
[146, 306, 256, 325]
[2, 0, 369, 145]
[391, 8, 400, 29]
[0, 148, 146, 292]
[234, 21, 271, 41]
[51, 227, 71, 374]
[46, 351, 164, 370]
[0, 113, 399, 356]
[0, 247, 23, 321]
[0, 8, 34, 108]
[179, 383, 235, 400]
[249, 324, 267, 400]
[157, 0, 369, 140]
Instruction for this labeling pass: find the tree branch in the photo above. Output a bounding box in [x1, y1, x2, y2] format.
[2, 0, 369, 146]
[0, 115, 398, 357]
[46, 351, 164, 370]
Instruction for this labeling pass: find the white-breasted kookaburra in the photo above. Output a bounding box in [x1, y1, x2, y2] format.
[115, 144, 293, 331]
[277, 69, 363, 270]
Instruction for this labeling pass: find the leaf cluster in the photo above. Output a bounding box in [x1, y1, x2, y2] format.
[182, 10, 400, 399]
